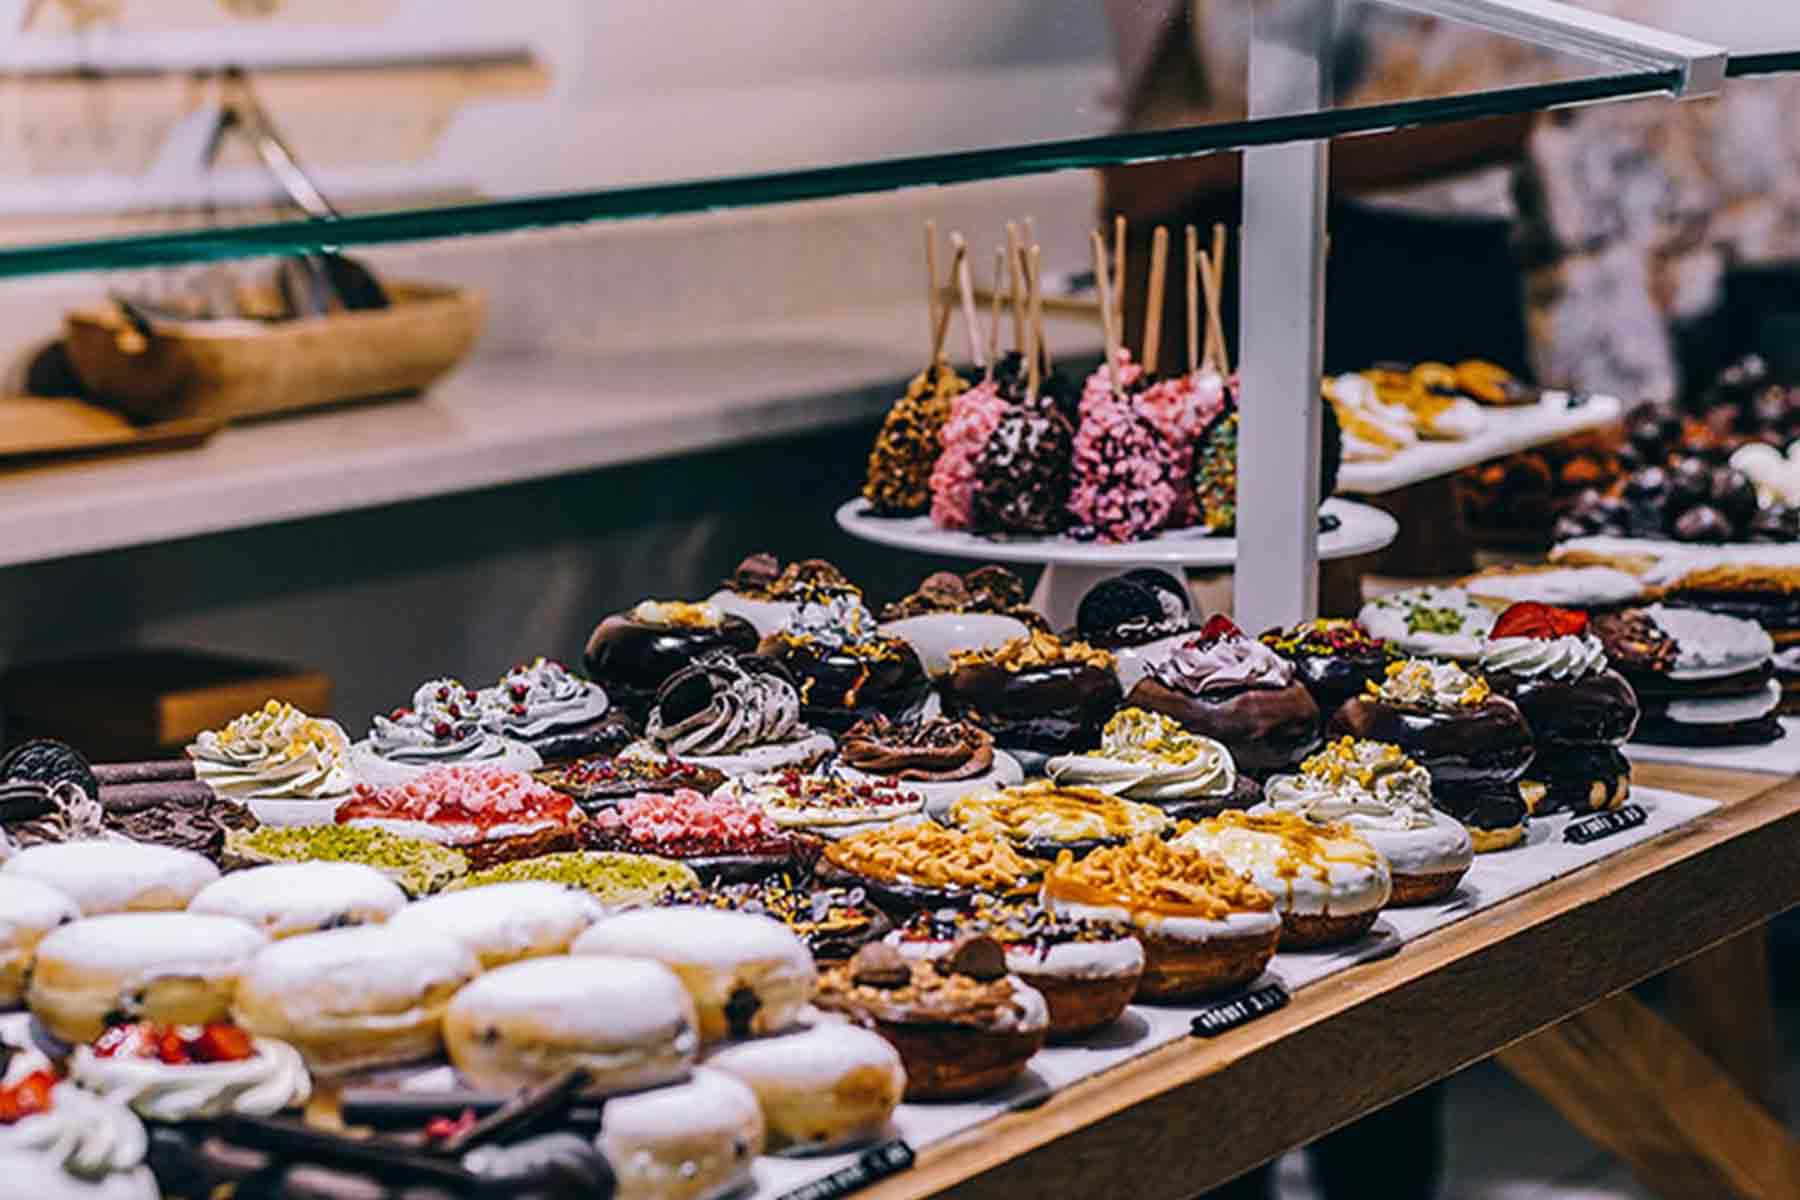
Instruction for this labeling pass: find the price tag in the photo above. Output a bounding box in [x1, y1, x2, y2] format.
[777, 1140, 914, 1200]
[1563, 804, 1647, 845]
[1190, 981, 1290, 1037]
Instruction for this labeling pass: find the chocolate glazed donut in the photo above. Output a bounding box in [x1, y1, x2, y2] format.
[1124, 678, 1320, 776]
[1328, 697, 1535, 787]
[759, 639, 932, 735]
[1492, 669, 1639, 746]
[1287, 653, 1390, 723]
[584, 613, 759, 722]
[943, 661, 1123, 755]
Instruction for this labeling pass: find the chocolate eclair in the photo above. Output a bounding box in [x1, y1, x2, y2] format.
[1259, 618, 1400, 720]
[757, 594, 930, 734]
[584, 599, 760, 723]
[1124, 616, 1320, 777]
[941, 630, 1123, 758]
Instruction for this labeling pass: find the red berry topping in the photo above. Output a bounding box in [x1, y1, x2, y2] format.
[191, 1024, 255, 1063]
[464, 691, 479, 705]
[1492, 602, 1588, 640]
[510, 704, 527, 717]
[425, 1110, 479, 1142]
[433, 721, 453, 739]
[391, 707, 411, 721]
[436, 686, 450, 701]
[1199, 614, 1244, 642]
[0, 1070, 54, 1124]
[509, 683, 529, 701]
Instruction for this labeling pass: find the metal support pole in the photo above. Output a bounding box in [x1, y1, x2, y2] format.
[1235, 0, 1333, 630]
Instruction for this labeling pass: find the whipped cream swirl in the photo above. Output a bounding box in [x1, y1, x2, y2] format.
[0, 1083, 149, 1180]
[1479, 634, 1607, 681]
[647, 657, 801, 756]
[1373, 660, 1491, 709]
[369, 678, 517, 765]
[189, 701, 353, 801]
[1147, 635, 1294, 696]
[480, 659, 609, 740]
[1048, 708, 1235, 803]
[71, 1037, 312, 1123]
[1264, 738, 1435, 831]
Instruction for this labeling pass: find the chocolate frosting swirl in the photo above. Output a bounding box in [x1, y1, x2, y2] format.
[838, 716, 995, 782]
[647, 653, 803, 756]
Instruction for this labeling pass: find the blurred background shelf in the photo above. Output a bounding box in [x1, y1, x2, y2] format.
[1336, 392, 1623, 494]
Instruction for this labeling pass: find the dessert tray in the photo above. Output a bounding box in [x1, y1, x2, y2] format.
[1335, 392, 1622, 496]
[1623, 719, 1800, 775]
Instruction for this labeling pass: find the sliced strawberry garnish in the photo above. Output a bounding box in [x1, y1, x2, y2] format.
[1199, 614, 1244, 642]
[0, 1070, 55, 1123]
[190, 1024, 255, 1064]
[93, 1023, 158, 1061]
[157, 1027, 192, 1065]
[1492, 602, 1588, 640]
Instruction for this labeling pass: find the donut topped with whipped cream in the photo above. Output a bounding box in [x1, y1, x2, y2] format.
[475, 658, 625, 761]
[1046, 707, 1239, 809]
[1478, 604, 1639, 747]
[353, 678, 542, 786]
[187, 700, 352, 804]
[644, 653, 820, 762]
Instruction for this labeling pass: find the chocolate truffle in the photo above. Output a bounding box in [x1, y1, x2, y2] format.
[971, 404, 1075, 536]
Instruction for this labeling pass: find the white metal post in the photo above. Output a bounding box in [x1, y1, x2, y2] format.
[1235, 0, 1334, 631]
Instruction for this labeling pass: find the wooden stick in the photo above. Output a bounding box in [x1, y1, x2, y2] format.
[1185, 225, 1201, 375]
[952, 232, 984, 372]
[1143, 226, 1169, 375]
[930, 239, 965, 364]
[1210, 222, 1229, 373]
[987, 245, 1005, 383]
[1112, 214, 1127, 333]
[1027, 244, 1045, 403]
[1005, 221, 1026, 354]
[1090, 231, 1122, 399]
[1199, 248, 1229, 380]
[924, 220, 941, 362]
[1026, 241, 1053, 374]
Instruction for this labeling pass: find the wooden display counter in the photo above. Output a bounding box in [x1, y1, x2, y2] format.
[859, 761, 1800, 1200]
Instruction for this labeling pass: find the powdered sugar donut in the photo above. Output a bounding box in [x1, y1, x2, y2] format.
[0, 877, 79, 1008]
[3, 842, 218, 916]
[705, 1021, 904, 1153]
[599, 1067, 764, 1200]
[187, 862, 407, 939]
[385, 881, 601, 969]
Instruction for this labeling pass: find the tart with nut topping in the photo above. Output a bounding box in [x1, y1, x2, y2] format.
[942, 630, 1123, 759]
[817, 823, 1041, 915]
[944, 780, 1169, 858]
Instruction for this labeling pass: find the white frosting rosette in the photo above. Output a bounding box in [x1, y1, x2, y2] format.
[70, 1036, 311, 1123]
[353, 677, 542, 787]
[1047, 707, 1237, 807]
[0, 1083, 149, 1182]
[1478, 634, 1607, 680]
[187, 700, 354, 827]
[479, 658, 610, 742]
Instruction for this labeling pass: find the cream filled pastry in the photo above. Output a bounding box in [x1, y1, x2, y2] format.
[1358, 586, 1495, 661]
[29, 913, 268, 1044]
[0, 876, 79, 1008]
[946, 780, 1170, 857]
[0, 1078, 156, 1198]
[3, 841, 218, 915]
[599, 1066, 764, 1200]
[445, 954, 697, 1096]
[384, 880, 601, 968]
[705, 1021, 905, 1153]
[1046, 707, 1244, 815]
[1260, 738, 1472, 905]
[186, 699, 353, 826]
[639, 652, 834, 775]
[335, 764, 578, 870]
[352, 678, 542, 787]
[716, 769, 925, 836]
[233, 926, 480, 1076]
[187, 862, 408, 939]
[1172, 811, 1392, 948]
[71, 1021, 310, 1122]
[478, 657, 625, 762]
[572, 907, 815, 1044]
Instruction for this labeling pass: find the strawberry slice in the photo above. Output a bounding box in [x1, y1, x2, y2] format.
[190, 1024, 256, 1064]
[1492, 602, 1588, 640]
[0, 1070, 55, 1124]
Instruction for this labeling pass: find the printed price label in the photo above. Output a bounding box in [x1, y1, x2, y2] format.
[1190, 981, 1290, 1037]
[777, 1140, 915, 1200]
[1564, 804, 1648, 845]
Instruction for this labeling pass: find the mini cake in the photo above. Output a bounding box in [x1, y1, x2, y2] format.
[535, 753, 727, 810]
[1259, 618, 1401, 719]
[29, 913, 268, 1043]
[1046, 707, 1250, 816]
[835, 714, 1024, 816]
[864, 360, 967, 518]
[1074, 568, 1199, 690]
[583, 789, 808, 883]
[1172, 811, 1392, 948]
[0, 876, 79, 1008]
[706, 1022, 906, 1153]
[639, 652, 834, 776]
[1595, 605, 1782, 746]
[1260, 738, 1473, 905]
[0, 1081, 158, 1199]
[573, 908, 816, 1043]
[187, 861, 408, 939]
[1358, 586, 1496, 661]
[385, 881, 602, 968]
[233, 926, 480, 1076]
[941, 629, 1123, 759]
[814, 940, 1048, 1100]
[1125, 617, 1320, 777]
[716, 770, 925, 838]
[584, 600, 760, 724]
[708, 554, 859, 637]
[1328, 660, 1535, 852]
[599, 1066, 765, 1200]
[351, 678, 542, 787]
[818, 822, 1042, 914]
[185, 699, 353, 827]
[221, 825, 469, 897]
[661, 876, 891, 962]
[72, 1021, 311, 1122]
[335, 764, 579, 870]
[446, 850, 699, 908]
[1479, 604, 1638, 815]
[888, 898, 1144, 1039]
[478, 657, 631, 763]
[1040, 834, 1280, 1001]
[3, 841, 218, 915]
[445, 955, 697, 1096]
[757, 594, 931, 733]
[945, 780, 1170, 859]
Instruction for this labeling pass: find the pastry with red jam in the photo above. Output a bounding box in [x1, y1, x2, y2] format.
[581, 788, 812, 883]
[335, 764, 580, 869]
[584, 600, 759, 723]
[757, 594, 931, 734]
[73, 1021, 311, 1122]
[942, 630, 1124, 761]
[1259, 618, 1400, 719]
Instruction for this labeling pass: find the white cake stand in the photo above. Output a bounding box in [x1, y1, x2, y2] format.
[836, 497, 1398, 628]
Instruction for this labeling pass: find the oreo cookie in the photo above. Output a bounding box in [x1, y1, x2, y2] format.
[0, 738, 98, 808]
[1077, 570, 1191, 647]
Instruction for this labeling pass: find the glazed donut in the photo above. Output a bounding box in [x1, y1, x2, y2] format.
[384, 882, 601, 969]
[233, 926, 479, 1077]
[599, 1067, 765, 1200]
[28, 913, 268, 1044]
[444, 955, 698, 1096]
[0, 876, 79, 1008]
[3, 842, 217, 916]
[186, 863, 408, 940]
[572, 908, 815, 1044]
[705, 1021, 905, 1153]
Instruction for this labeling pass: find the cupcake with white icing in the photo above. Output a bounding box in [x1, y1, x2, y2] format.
[635, 652, 833, 777]
[1047, 707, 1247, 817]
[187, 700, 354, 827]
[70, 1020, 311, 1123]
[351, 678, 542, 787]
[1259, 737, 1472, 905]
[479, 657, 631, 763]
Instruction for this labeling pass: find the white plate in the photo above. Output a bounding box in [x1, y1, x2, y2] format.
[834, 750, 1026, 821]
